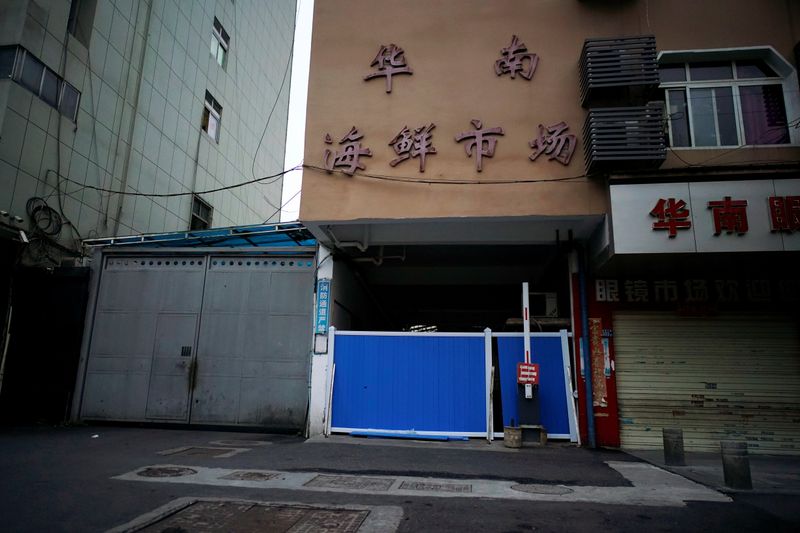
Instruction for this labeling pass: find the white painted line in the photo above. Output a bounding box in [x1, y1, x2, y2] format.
[156, 446, 251, 458]
[113, 461, 731, 507]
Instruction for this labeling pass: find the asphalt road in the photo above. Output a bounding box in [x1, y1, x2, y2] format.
[0, 426, 796, 532]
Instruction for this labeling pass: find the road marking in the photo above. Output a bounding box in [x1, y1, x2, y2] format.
[113, 460, 731, 507]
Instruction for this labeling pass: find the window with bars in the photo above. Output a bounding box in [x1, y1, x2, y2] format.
[201, 91, 223, 142]
[660, 58, 791, 148]
[190, 196, 213, 231]
[0, 45, 81, 122]
[210, 17, 230, 69]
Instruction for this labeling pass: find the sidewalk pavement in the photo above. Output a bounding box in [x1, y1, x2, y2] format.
[626, 448, 800, 495]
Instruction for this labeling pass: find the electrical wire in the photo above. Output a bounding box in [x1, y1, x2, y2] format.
[302, 164, 590, 184]
[263, 187, 301, 223]
[249, 0, 299, 208]
[50, 164, 302, 198]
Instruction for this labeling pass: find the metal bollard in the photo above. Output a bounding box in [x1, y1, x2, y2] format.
[721, 440, 752, 490]
[662, 428, 685, 466]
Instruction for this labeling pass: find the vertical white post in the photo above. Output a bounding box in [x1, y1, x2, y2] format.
[323, 326, 336, 436]
[484, 328, 493, 442]
[522, 282, 531, 364]
[560, 329, 580, 444]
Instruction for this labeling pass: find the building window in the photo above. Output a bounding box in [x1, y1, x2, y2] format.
[201, 91, 222, 142]
[210, 17, 230, 69]
[67, 0, 97, 49]
[2, 45, 81, 122]
[0, 45, 16, 78]
[190, 196, 213, 230]
[660, 57, 791, 148]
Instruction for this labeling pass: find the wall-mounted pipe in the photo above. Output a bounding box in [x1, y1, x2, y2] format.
[350, 246, 407, 266]
[578, 243, 597, 449]
[325, 225, 369, 252]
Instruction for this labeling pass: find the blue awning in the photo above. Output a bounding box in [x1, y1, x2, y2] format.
[83, 222, 316, 249]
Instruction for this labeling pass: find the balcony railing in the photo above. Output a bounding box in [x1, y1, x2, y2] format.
[580, 35, 659, 107]
[583, 102, 666, 174]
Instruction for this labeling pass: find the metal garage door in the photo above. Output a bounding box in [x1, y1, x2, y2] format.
[80, 253, 314, 429]
[614, 311, 800, 454]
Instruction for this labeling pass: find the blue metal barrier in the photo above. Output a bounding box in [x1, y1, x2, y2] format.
[330, 333, 488, 436]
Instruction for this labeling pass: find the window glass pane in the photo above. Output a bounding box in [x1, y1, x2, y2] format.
[0, 46, 16, 78]
[736, 60, 778, 79]
[59, 82, 80, 121]
[714, 87, 738, 146]
[201, 106, 210, 131]
[689, 61, 732, 81]
[689, 88, 718, 146]
[667, 89, 691, 147]
[41, 68, 60, 106]
[210, 36, 218, 57]
[740, 85, 790, 145]
[659, 64, 686, 83]
[20, 53, 44, 93]
[217, 46, 225, 66]
[207, 113, 219, 141]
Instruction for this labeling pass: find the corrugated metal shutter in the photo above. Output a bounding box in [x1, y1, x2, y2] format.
[614, 311, 800, 454]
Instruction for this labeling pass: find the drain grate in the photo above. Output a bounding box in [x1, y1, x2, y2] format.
[398, 480, 472, 493]
[136, 501, 370, 532]
[304, 474, 395, 491]
[157, 446, 249, 458]
[137, 467, 197, 478]
[219, 470, 279, 481]
[510, 484, 574, 495]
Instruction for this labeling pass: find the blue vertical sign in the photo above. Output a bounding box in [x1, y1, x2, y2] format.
[315, 279, 331, 334]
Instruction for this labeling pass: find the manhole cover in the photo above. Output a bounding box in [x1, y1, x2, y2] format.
[157, 446, 248, 458]
[137, 501, 370, 532]
[510, 484, 574, 495]
[399, 480, 472, 493]
[137, 467, 197, 478]
[219, 470, 278, 481]
[304, 474, 395, 491]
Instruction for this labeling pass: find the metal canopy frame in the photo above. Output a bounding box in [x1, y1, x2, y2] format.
[82, 222, 316, 250]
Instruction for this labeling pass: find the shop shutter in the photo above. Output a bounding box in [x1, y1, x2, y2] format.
[613, 311, 800, 454]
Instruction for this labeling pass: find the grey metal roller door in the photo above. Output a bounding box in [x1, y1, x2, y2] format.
[81, 253, 314, 429]
[191, 256, 314, 428]
[614, 311, 800, 454]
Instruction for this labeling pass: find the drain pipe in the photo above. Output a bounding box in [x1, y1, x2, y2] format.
[578, 243, 597, 449]
[324, 225, 369, 252]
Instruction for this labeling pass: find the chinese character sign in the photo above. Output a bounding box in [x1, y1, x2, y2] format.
[323, 127, 373, 176]
[708, 196, 748, 235]
[389, 123, 437, 172]
[315, 279, 331, 335]
[650, 198, 691, 238]
[364, 44, 413, 93]
[529, 122, 576, 166]
[769, 196, 800, 233]
[455, 119, 504, 172]
[495, 35, 539, 80]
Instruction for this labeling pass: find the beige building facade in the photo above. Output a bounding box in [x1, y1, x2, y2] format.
[302, 1, 800, 452]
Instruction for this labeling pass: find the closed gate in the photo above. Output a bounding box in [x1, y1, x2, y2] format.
[326, 329, 578, 440]
[80, 253, 314, 429]
[329, 331, 491, 437]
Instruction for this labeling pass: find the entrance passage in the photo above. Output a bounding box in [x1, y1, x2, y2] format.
[330, 332, 490, 437]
